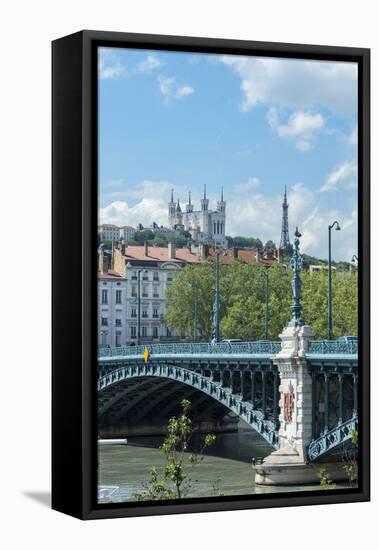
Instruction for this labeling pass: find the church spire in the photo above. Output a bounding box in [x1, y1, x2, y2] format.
[188, 190, 191, 205]
[221, 186, 224, 202]
[201, 184, 209, 212]
[171, 188, 174, 203]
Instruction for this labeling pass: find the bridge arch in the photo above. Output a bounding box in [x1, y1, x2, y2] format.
[98, 362, 279, 447]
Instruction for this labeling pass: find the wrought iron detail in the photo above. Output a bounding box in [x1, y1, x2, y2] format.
[98, 364, 279, 448]
[307, 339, 358, 355]
[307, 416, 358, 461]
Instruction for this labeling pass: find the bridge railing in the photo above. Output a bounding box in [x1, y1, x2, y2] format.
[307, 339, 358, 355]
[98, 340, 282, 358]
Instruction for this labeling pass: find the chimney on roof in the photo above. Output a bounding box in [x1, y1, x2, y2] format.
[232, 247, 239, 259]
[168, 242, 176, 259]
[144, 241, 149, 257]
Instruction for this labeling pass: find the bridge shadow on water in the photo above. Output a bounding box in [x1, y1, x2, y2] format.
[126, 424, 274, 464]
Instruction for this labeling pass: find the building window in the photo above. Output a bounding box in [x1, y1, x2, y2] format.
[153, 291, 159, 298]
[131, 326, 136, 339]
[153, 326, 158, 338]
[116, 331, 121, 347]
[153, 308, 159, 318]
[131, 308, 137, 318]
[116, 290, 122, 304]
[131, 286, 137, 297]
[142, 274, 149, 281]
[142, 285, 148, 297]
[166, 327, 171, 337]
[101, 331, 108, 346]
[142, 326, 147, 337]
[153, 272, 159, 281]
[115, 319, 122, 327]
[101, 289, 108, 304]
[101, 317, 108, 326]
[142, 310, 148, 318]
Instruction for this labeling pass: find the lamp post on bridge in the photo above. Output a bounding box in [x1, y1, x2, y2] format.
[211, 245, 227, 343]
[289, 227, 304, 327]
[193, 287, 199, 342]
[328, 221, 341, 340]
[262, 267, 269, 339]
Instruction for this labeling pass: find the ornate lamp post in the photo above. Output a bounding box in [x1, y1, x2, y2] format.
[193, 287, 199, 342]
[212, 252, 221, 342]
[262, 267, 269, 339]
[211, 246, 227, 343]
[328, 221, 341, 340]
[289, 227, 304, 327]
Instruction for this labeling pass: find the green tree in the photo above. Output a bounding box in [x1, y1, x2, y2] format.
[342, 429, 358, 485]
[165, 263, 214, 340]
[134, 399, 216, 501]
[302, 271, 358, 338]
[318, 466, 337, 490]
[165, 261, 357, 342]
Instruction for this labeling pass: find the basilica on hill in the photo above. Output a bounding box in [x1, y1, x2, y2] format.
[168, 186, 228, 248]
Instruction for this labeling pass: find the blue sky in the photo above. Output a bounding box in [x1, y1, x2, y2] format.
[98, 47, 358, 261]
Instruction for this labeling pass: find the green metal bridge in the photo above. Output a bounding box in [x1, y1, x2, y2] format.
[98, 338, 358, 461]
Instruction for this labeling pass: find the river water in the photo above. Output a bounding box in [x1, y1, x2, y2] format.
[98, 429, 348, 502]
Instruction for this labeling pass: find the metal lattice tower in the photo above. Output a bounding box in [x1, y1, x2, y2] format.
[280, 186, 291, 252]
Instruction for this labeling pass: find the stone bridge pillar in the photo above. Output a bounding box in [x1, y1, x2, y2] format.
[253, 323, 316, 485]
[275, 323, 314, 462]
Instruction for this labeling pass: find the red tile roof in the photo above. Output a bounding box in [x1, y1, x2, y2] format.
[123, 245, 201, 263]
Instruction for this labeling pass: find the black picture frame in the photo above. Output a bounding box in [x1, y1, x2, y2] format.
[52, 30, 370, 520]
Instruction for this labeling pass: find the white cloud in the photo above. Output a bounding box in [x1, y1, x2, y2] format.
[233, 177, 261, 193]
[319, 161, 357, 192]
[220, 55, 357, 116]
[267, 108, 325, 152]
[138, 54, 162, 74]
[99, 180, 189, 227]
[176, 85, 194, 98]
[99, 199, 168, 228]
[226, 181, 356, 261]
[348, 125, 358, 145]
[158, 76, 194, 102]
[98, 49, 125, 80]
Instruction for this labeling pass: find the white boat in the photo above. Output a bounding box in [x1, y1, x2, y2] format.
[98, 485, 121, 503]
[98, 438, 128, 445]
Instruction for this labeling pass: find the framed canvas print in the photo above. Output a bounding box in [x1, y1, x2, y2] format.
[52, 30, 370, 520]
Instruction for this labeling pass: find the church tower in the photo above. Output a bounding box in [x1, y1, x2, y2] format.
[175, 198, 183, 226]
[279, 186, 291, 252]
[186, 191, 194, 213]
[201, 184, 209, 211]
[168, 188, 176, 227]
[217, 186, 226, 213]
